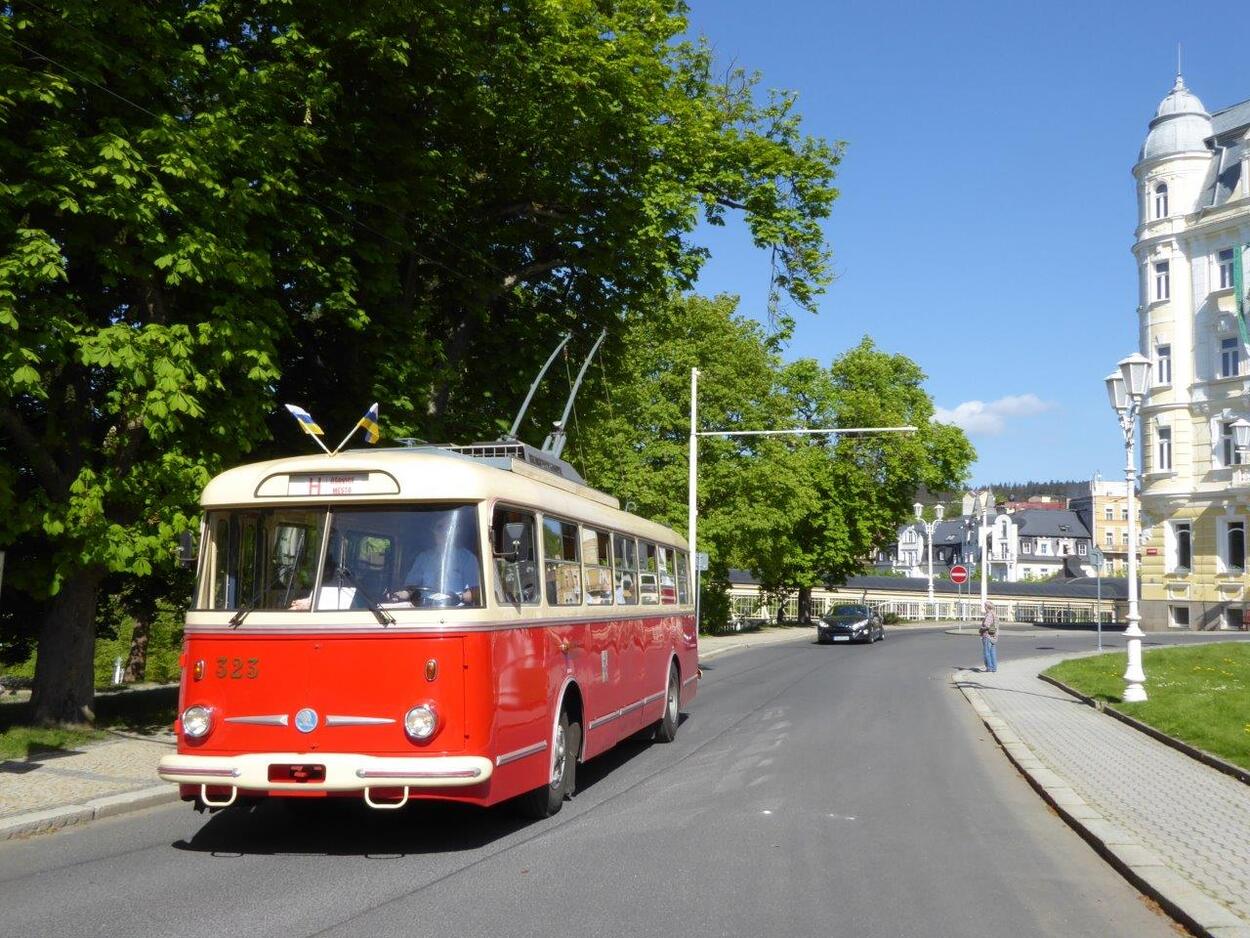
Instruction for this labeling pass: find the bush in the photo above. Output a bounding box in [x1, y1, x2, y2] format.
[882, 612, 902, 625]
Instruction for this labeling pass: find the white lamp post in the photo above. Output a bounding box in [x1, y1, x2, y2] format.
[978, 490, 991, 611]
[1105, 351, 1152, 703]
[915, 502, 944, 615]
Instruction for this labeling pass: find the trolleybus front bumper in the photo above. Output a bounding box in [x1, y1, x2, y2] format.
[158, 752, 493, 792]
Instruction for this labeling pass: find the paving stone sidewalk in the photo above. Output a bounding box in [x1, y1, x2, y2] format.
[957, 656, 1250, 937]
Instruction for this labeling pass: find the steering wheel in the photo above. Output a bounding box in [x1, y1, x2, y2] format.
[384, 584, 435, 606]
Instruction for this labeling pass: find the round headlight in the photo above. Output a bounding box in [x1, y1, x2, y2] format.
[404, 704, 438, 740]
[182, 705, 213, 739]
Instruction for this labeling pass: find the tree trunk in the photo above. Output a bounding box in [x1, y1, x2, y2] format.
[797, 587, 812, 624]
[124, 613, 150, 684]
[30, 567, 105, 725]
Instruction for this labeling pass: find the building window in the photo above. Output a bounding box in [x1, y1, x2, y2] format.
[1219, 248, 1235, 290]
[1105, 530, 1114, 546]
[1171, 521, 1192, 572]
[1223, 520, 1245, 573]
[1121, 507, 1129, 520]
[1222, 420, 1244, 466]
[1078, 542, 1087, 556]
[1154, 183, 1168, 218]
[1157, 426, 1172, 471]
[1156, 344, 1171, 385]
[1225, 607, 1243, 631]
[1037, 541, 1049, 556]
[1104, 506, 1113, 521]
[1021, 541, 1031, 554]
[1221, 338, 1240, 378]
[1154, 261, 1170, 300]
[1169, 605, 1190, 629]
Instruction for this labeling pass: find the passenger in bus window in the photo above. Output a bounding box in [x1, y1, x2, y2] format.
[615, 574, 636, 604]
[401, 514, 481, 605]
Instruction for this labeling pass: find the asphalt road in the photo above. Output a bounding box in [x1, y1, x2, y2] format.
[0, 629, 1181, 938]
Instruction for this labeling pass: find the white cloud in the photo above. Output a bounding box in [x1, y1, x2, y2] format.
[933, 394, 1054, 437]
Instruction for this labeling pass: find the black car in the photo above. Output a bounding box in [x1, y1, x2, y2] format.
[816, 604, 884, 645]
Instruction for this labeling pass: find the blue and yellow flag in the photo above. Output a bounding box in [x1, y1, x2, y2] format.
[284, 403, 324, 436]
[357, 402, 381, 444]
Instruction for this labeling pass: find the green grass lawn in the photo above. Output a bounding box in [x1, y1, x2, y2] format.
[0, 724, 108, 761]
[1044, 643, 1250, 771]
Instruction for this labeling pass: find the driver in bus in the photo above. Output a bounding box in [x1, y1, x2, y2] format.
[401, 513, 481, 606]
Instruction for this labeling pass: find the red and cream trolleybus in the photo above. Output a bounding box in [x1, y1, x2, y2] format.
[158, 440, 698, 817]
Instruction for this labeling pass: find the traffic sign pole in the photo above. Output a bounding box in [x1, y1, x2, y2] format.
[949, 565, 968, 631]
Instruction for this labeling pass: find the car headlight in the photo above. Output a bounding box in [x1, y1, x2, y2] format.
[404, 704, 438, 740]
[182, 705, 213, 739]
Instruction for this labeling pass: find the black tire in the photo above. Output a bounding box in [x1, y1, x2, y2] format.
[652, 663, 680, 743]
[516, 708, 578, 819]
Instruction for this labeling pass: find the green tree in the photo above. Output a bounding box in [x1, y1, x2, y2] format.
[571, 293, 785, 577]
[750, 339, 974, 619]
[0, 2, 840, 723]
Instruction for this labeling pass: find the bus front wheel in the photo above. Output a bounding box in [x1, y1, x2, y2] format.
[652, 662, 680, 743]
[517, 708, 579, 819]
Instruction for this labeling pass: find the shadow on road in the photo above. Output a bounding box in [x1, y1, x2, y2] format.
[172, 731, 665, 858]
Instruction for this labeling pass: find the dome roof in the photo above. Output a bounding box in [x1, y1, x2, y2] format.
[1140, 75, 1213, 161]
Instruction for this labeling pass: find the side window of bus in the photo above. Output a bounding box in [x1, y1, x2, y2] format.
[639, 542, 660, 605]
[657, 546, 676, 604]
[543, 516, 582, 605]
[582, 527, 613, 604]
[492, 507, 539, 605]
[676, 550, 691, 604]
[612, 533, 638, 605]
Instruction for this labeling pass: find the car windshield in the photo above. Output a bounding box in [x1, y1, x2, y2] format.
[828, 605, 869, 618]
[195, 504, 482, 611]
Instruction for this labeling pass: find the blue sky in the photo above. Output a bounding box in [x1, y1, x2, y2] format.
[684, 0, 1246, 487]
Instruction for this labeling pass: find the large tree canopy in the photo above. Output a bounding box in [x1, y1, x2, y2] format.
[0, 1, 841, 721]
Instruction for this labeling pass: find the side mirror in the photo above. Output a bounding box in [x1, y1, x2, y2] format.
[178, 531, 197, 569]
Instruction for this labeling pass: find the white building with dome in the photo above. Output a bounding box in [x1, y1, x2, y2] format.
[1133, 74, 1250, 630]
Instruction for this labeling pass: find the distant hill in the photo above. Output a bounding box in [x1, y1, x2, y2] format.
[973, 479, 1089, 502]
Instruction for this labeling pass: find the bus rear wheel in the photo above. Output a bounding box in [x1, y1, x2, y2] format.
[651, 662, 680, 743]
[517, 708, 579, 819]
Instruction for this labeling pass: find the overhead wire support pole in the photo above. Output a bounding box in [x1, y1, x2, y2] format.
[689, 368, 700, 634]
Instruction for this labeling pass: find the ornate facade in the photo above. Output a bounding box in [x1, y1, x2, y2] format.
[1134, 75, 1250, 630]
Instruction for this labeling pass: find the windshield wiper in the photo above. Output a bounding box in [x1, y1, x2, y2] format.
[331, 567, 395, 626]
[228, 587, 268, 628]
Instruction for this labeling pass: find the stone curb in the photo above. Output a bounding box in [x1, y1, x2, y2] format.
[0, 785, 177, 842]
[954, 670, 1250, 938]
[1037, 673, 1250, 789]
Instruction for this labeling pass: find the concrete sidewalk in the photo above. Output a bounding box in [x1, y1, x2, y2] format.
[957, 657, 1250, 937]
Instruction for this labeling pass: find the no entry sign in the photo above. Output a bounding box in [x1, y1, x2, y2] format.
[949, 564, 969, 585]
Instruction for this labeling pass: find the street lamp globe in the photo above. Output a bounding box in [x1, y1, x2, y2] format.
[1105, 371, 1128, 412]
[914, 502, 923, 519]
[935, 503, 945, 521]
[1118, 352, 1153, 399]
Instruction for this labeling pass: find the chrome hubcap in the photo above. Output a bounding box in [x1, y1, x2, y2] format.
[550, 723, 566, 788]
[667, 678, 678, 721]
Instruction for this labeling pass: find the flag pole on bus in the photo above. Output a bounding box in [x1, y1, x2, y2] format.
[331, 402, 382, 454]
[283, 404, 332, 455]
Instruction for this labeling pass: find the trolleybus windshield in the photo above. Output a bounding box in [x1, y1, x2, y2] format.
[197, 504, 483, 612]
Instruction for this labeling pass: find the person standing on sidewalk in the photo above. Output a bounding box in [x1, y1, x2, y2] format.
[979, 602, 998, 672]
